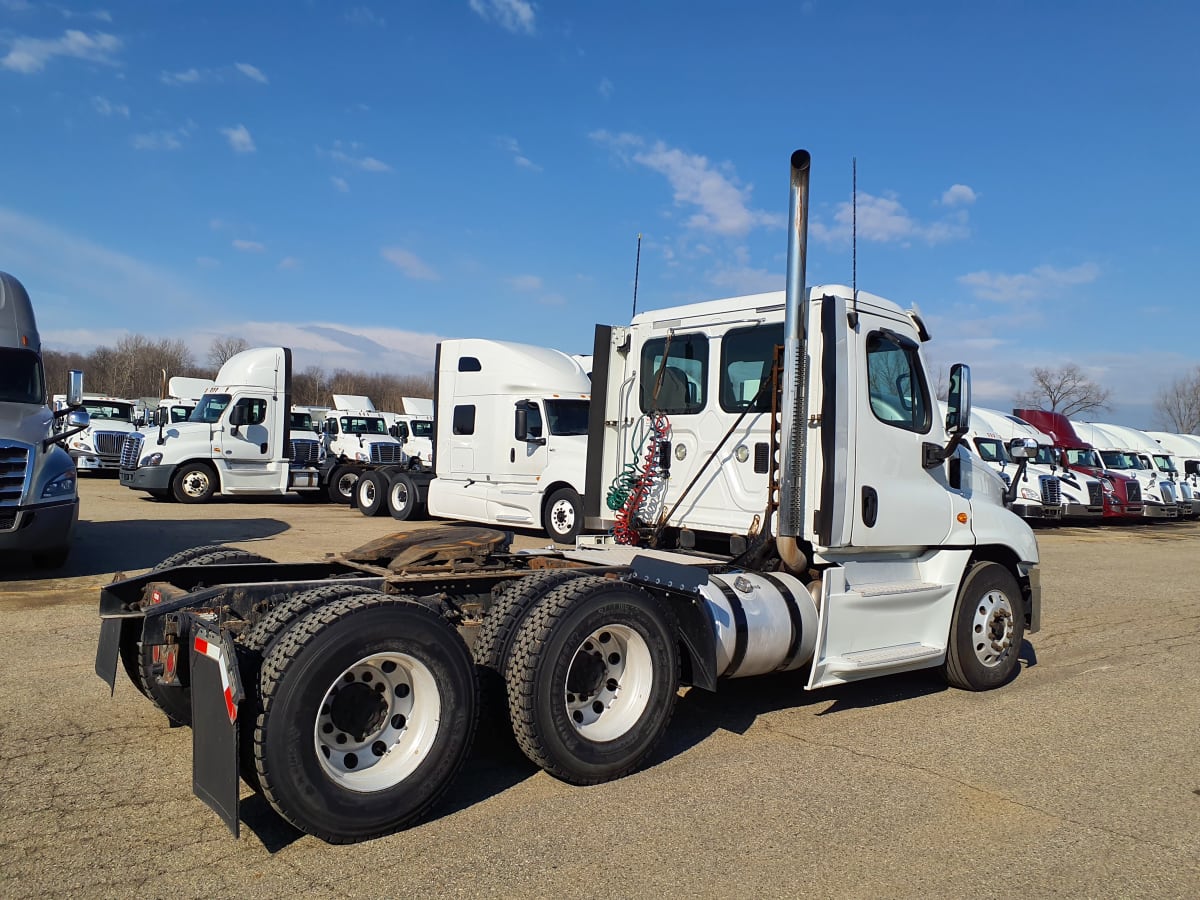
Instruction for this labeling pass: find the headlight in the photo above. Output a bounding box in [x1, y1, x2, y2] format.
[71, 439, 92, 451]
[1100, 477, 1115, 492]
[140, 453, 164, 466]
[355, 451, 370, 462]
[1019, 487, 1040, 501]
[42, 470, 76, 498]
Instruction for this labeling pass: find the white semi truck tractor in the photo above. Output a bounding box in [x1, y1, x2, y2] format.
[1, 271, 88, 568]
[95, 150, 1041, 844]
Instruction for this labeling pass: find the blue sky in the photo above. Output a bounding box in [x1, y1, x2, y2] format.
[2, 0, 1197, 427]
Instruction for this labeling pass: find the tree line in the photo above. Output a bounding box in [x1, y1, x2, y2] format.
[41, 334, 434, 414]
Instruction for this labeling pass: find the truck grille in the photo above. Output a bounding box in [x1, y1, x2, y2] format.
[120, 433, 144, 469]
[288, 438, 321, 466]
[0, 443, 31, 519]
[1039, 475, 1061, 507]
[94, 431, 127, 459]
[1125, 481, 1142, 503]
[370, 443, 405, 465]
[1087, 481, 1103, 506]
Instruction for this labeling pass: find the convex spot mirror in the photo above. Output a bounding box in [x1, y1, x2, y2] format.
[65, 409, 89, 429]
[1008, 437, 1039, 459]
[944, 363, 971, 436]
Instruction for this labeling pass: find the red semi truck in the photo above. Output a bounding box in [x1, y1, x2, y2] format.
[1014, 409, 1143, 519]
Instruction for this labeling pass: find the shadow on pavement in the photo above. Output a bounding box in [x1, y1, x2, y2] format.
[0, 516, 289, 581]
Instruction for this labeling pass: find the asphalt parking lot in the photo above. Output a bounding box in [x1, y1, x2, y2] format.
[1, 477, 1198, 898]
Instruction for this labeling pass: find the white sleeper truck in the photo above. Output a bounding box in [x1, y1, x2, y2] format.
[426, 338, 591, 542]
[95, 149, 1041, 844]
[1, 271, 88, 568]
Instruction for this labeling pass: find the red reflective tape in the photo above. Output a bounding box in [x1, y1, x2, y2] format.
[194, 636, 209, 655]
[224, 687, 236, 723]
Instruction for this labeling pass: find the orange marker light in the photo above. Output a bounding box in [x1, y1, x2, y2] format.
[956, 513, 969, 524]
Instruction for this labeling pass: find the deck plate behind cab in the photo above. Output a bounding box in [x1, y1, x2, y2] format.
[340, 526, 512, 572]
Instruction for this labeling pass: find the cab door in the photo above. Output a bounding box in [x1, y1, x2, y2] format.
[218, 394, 285, 491]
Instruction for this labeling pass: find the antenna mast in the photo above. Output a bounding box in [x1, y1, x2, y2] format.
[632, 232, 642, 318]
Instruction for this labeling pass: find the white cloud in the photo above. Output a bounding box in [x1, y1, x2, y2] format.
[941, 184, 977, 206]
[220, 123, 256, 153]
[958, 262, 1100, 303]
[381, 247, 439, 281]
[2, 29, 121, 73]
[323, 141, 391, 172]
[496, 135, 541, 172]
[598, 77, 613, 99]
[810, 191, 969, 245]
[592, 131, 780, 237]
[160, 67, 202, 85]
[130, 121, 195, 151]
[469, 0, 535, 35]
[331, 176, 349, 193]
[508, 274, 543, 291]
[234, 62, 268, 84]
[230, 321, 443, 375]
[232, 239, 265, 253]
[278, 256, 301, 270]
[91, 95, 129, 118]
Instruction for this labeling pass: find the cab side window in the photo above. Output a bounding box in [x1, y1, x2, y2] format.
[720, 323, 783, 413]
[865, 331, 930, 433]
[640, 333, 707, 415]
[234, 397, 268, 425]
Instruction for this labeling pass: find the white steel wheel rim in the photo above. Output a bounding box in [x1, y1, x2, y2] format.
[972, 589, 1016, 668]
[390, 481, 409, 509]
[563, 623, 653, 742]
[359, 478, 377, 507]
[337, 472, 358, 498]
[549, 498, 575, 536]
[181, 469, 210, 498]
[314, 651, 441, 792]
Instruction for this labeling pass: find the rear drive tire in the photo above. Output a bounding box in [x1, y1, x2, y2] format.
[505, 575, 679, 784]
[387, 473, 419, 520]
[253, 593, 477, 843]
[171, 461, 217, 504]
[357, 471, 388, 517]
[137, 547, 271, 726]
[942, 561, 1025, 691]
[543, 487, 583, 544]
[473, 569, 591, 748]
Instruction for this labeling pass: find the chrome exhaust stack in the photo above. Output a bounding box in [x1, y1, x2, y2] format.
[777, 149, 811, 571]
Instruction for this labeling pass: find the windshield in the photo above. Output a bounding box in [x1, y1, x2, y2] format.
[973, 437, 1010, 463]
[84, 401, 134, 421]
[1067, 448, 1101, 468]
[341, 416, 387, 435]
[1034, 446, 1057, 466]
[1152, 454, 1176, 473]
[410, 419, 433, 438]
[290, 412, 314, 431]
[190, 393, 231, 423]
[1099, 450, 1142, 470]
[0, 347, 46, 404]
[545, 399, 590, 436]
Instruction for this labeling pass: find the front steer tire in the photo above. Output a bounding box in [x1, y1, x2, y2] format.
[504, 575, 679, 785]
[253, 593, 478, 844]
[942, 561, 1026, 691]
[171, 461, 217, 504]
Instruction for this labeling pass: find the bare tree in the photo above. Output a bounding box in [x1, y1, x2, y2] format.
[1013, 364, 1112, 417]
[208, 336, 249, 369]
[1153, 366, 1200, 433]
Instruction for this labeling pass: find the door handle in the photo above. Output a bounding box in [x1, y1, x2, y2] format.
[861, 486, 878, 527]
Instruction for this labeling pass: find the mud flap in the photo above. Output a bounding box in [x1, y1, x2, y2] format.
[95, 617, 126, 692]
[189, 624, 244, 838]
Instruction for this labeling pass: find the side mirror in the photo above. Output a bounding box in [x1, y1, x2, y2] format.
[944, 363, 971, 436]
[1008, 437, 1038, 459]
[154, 408, 167, 426]
[67, 370, 84, 408]
[514, 405, 529, 441]
[66, 409, 90, 429]
[229, 403, 248, 427]
[1185, 460, 1200, 477]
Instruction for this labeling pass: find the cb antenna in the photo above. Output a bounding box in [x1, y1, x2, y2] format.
[631, 232, 642, 318]
[850, 157, 859, 327]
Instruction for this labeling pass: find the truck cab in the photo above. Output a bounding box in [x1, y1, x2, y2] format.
[1147, 431, 1200, 503]
[1073, 421, 1179, 519]
[119, 347, 323, 502]
[427, 339, 591, 542]
[1092, 421, 1198, 518]
[54, 393, 138, 473]
[1, 271, 87, 567]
